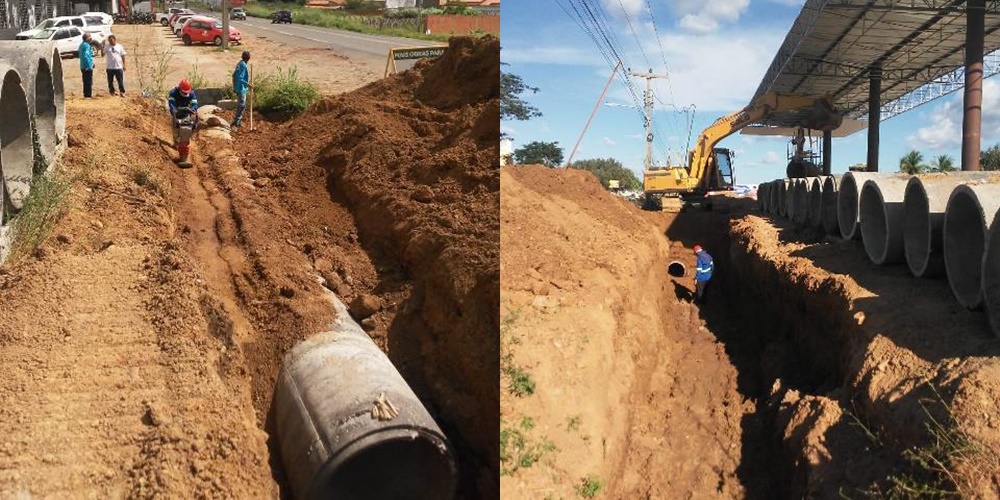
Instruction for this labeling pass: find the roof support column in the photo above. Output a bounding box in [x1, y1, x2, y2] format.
[823, 130, 832, 175]
[963, 0, 985, 171]
[867, 65, 881, 173]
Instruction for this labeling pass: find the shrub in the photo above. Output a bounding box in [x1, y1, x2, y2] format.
[252, 67, 320, 116]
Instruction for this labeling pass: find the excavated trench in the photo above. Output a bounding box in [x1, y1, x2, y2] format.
[666, 208, 903, 497]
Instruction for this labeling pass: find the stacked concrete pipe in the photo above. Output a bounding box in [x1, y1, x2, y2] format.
[806, 176, 826, 229]
[821, 175, 839, 235]
[983, 212, 1000, 336]
[0, 42, 62, 164]
[903, 173, 995, 278]
[943, 182, 1000, 310]
[275, 295, 457, 499]
[790, 177, 812, 226]
[858, 176, 912, 265]
[838, 172, 904, 240]
[0, 64, 34, 214]
[777, 179, 789, 217]
[784, 178, 801, 219]
[757, 182, 769, 213]
[769, 179, 782, 214]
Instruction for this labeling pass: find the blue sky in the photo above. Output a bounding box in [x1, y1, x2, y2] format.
[500, 0, 1000, 185]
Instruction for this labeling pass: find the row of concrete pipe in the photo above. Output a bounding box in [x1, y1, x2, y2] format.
[0, 41, 66, 222]
[758, 171, 1000, 337]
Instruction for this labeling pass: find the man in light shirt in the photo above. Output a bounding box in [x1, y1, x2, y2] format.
[103, 34, 127, 97]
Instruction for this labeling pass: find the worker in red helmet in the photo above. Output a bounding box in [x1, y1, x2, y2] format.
[167, 78, 199, 166]
[693, 244, 714, 304]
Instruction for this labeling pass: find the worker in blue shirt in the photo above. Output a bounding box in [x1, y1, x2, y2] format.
[232, 51, 252, 127]
[79, 33, 94, 98]
[693, 244, 714, 304]
[167, 79, 199, 165]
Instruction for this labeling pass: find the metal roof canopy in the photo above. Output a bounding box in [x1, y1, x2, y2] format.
[751, 0, 1000, 133]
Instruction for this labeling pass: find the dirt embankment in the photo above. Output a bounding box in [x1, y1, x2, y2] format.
[234, 35, 500, 495]
[500, 166, 751, 498]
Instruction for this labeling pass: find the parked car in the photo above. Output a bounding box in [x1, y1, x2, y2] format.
[157, 7, 188, 25]
[16, 15, 84, 40]
[31, 27, 84, 57]
[230, 7, 246, 20]
[166, 10, 193, 29]
[271, 10, 292, 23]
[80, 13, 113, 41]
[172, 14, 196, 35]
[181, 16, 241, 46]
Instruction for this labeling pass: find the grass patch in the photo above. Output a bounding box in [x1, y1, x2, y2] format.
[6, 169, 72, 262]
[567, 415, 581, 432]
[500, 309, 535, 397]
[242, 3, 452, 41]
[500, 424, 556, 476]
[251, 67, 320, 116]
[576, 475, 603, 498]
[507, 366, 535, 397]
[130, 164, 169, 198]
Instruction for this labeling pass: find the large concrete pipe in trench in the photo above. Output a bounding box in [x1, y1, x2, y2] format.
[943, 182, 1000, 309]
[838, 172, 903, 240]
[807, 176, 827, 229]
[0, 63, 34, 213]
[0, 42, 61, 164]
[275, 295, 456, 500]
[903, 173, 994, 278]
[821, 175, 839, 235]
[859, 176, 911, 265]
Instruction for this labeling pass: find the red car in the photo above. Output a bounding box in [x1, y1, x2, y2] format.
[181, 16, 241, 46]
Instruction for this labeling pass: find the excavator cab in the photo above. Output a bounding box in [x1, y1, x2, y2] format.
[711, 148, 735, 190]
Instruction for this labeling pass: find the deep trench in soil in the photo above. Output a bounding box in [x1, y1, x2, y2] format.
[665, 209, 855, 498]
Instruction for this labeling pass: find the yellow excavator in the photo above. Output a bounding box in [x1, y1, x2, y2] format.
[642, 92, 842, 210]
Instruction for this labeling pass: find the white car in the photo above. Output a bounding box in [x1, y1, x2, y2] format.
[157, 7, 190, 26]
[15, 15, 84, 40]
[31, 27, 85, 57]
[172, 14, 196, 35]
[80, 13, 113, 41]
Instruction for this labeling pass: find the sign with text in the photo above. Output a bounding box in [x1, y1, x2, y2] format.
[384, 45, 449, 76]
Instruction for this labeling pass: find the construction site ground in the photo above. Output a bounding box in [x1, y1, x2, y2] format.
[0, 29, 498, 498]
[500, 166, 1000, 498]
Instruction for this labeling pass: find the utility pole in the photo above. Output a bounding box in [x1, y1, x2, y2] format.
[629, 69, 668, 170]
[221, 0, 230, 50]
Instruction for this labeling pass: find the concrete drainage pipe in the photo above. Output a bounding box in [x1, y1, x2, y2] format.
[806, 176, 826, 229]
[275, 296, 456, 500]
[943, 183, 1000, 310]
[668, 260, 686, 277]
[903, 173, 994, 278]
[0, 64, 34, 213]
[0, 42, 61, 164]
[791, 177, 813, 226]
[769, 179, 781, 215]
[821, 175, 839, 235]
[777, 179, 790, 217]
[982, 210, 1000, 336]
[758, 182, 769, 213]
[838, 172, 902, 240]
[859, 176, 911, 265]
[785, 178, 800, 219]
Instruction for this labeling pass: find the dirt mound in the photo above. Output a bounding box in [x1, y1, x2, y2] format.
[236, 36, 499, 496]
[500, 166, 751, 498]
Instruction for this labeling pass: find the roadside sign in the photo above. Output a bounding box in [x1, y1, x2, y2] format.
[384, 45, 448, 76]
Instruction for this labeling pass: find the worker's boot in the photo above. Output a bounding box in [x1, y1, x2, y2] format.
[175, 143, 192, 168]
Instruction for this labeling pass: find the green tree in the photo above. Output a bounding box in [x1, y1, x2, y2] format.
[930, 154, 956, 172]
[899, 150, 927, 174]
[982, 144, 1000, 171]
[501, 64, 542, 121]
[514, 141, 564, 167]
[570, 158, 640, 190]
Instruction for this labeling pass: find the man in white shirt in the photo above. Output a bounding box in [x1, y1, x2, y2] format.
[103, 34, 127, 97]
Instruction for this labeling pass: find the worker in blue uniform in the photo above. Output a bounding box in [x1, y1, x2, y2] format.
[693, 244, 714, 304]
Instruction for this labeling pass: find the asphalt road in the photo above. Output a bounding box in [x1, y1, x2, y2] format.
[203, 12, 439, 72]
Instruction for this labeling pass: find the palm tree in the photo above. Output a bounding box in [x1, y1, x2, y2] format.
[930, 154, 956, 172]
[899, 150, 926, 174]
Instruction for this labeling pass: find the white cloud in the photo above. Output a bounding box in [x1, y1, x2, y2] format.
[602, 136, 618, 146]
[908, 79, 1000, 150]
[765, 0, 805, 6]
[762, 151, 781, 164]
[670, 0, 749, 34]
[501, 45, 602, 66]
[501, 125, 518, 136]
[603, 0, 644, 17]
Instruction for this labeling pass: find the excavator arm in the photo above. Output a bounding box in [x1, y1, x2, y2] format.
[643, 92, 841, 198]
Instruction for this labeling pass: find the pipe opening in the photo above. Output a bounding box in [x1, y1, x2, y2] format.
[944, 189, 986, 309]
[668, 261, 686, 277]
[903, 180, 931, 277]
[319, 433, 456, 499]
[0, 69, 33, 210]
[34, 57, 56, 162]
[837, 175, 859, 239]
[859, 182, 888, 264]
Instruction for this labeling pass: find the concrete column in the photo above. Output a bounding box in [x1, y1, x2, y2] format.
[963, 0, 985, 171]
[823, 130, 832, 175]
[867, 65, 881, 172]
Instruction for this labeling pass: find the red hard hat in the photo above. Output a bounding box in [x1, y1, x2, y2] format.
[179, 78, 192, 93]
[693, 244, 703, 252]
